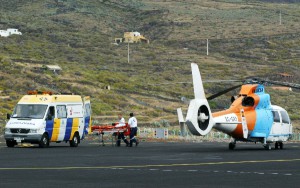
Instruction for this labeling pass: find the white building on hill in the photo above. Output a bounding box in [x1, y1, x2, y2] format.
[0, 28, 22, 37]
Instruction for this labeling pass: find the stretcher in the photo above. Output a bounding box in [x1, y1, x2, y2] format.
[91, 123, 130, 146]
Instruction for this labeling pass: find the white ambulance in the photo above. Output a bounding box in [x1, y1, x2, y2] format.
[4, 91, 92, 148]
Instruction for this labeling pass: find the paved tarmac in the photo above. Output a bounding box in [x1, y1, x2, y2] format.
[0, 136, 300, 188]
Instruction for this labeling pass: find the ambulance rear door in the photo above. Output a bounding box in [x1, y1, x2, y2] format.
[83, 96, 92, 136]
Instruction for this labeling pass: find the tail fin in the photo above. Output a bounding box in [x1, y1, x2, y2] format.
[177, 108, 187, 137]
[191, 63, 206, 99]
[177, 108, 185, 123]
[185, 63, 214, 136]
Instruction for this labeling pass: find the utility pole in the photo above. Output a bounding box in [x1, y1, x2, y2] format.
[127, 42, 130, 63]
[206, 39, 209, 56]
[279, 10, 282, 25]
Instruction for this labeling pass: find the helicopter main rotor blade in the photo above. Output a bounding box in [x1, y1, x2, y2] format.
[147, 80, 241, 86]
[207, 84, 242, 100]
[262, 80, 300, 89]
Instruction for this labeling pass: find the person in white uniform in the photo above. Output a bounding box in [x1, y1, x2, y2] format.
[128, 112, 139, 147]
[115, 114, 126, 127]
[115, 114, 129, 146]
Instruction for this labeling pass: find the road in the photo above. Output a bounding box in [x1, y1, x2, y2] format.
[0, 137, 300, 188]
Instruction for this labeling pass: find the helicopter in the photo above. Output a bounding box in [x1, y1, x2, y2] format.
[178, 63, 296, 150]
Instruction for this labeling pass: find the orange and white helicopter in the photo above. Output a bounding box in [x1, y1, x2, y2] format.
[178, 63, 295, 150]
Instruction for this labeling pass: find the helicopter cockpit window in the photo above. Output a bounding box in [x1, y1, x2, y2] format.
[272, 111, 280, 123]
[242, 97, 254, 107]
[280, 111, 290, 124]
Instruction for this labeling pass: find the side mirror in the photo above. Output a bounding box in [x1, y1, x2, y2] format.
[7, 113, 11, 120]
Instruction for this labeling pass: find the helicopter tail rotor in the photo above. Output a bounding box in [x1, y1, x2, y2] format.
[185, 63, 214, 136]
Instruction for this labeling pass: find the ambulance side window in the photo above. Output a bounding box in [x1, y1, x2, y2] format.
[47, 106, 55, 120]
[57, 105, 67, 118]
[280, 111, 290, 124]
[272, 111, 280, 123]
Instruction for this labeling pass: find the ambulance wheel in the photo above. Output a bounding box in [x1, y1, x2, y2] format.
[39, 134, 49, 148]
[229, 142, 235, 150]
[264, 144, 271, 150]
[70, 133, 80, 147]
[6, 140, 16, 147]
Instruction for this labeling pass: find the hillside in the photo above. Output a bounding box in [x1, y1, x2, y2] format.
[0, 0, 299, 127]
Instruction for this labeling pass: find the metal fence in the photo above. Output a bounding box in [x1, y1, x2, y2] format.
[138, 127, 300, 141]
[138, 128, 233, 140]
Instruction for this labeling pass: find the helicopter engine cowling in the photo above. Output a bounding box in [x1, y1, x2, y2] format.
[186, 99, 214, 136]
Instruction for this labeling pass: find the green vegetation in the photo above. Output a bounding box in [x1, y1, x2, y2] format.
[0, 0, 299, 127]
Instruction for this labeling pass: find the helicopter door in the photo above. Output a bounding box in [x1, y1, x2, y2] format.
[271, 111, 281, 135]
[280, 111, 291, 135]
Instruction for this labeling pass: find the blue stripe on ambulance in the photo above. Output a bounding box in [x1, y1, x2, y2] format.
[64, 118, 73, 140]
[45, 120, 54, 139]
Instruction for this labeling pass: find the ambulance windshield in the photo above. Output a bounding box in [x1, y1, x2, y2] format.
[12, 104, 48, 119]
